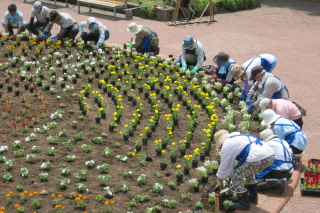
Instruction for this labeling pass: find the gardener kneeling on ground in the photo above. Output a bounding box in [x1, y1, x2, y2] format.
[245, 66, 289, 114]
[42, 10, 79, 42]
[213, 130, 274, 210]
[255, 128, 293, 197]
[127, 22, 159, 55]
[2, 4, 27, 36]
[211, 52, 236, 85]
[259, 98, 303, 129]
[175, 36, 206, 74]
[261, 109, 307, 167]
[79, 17, 109, 49]
[26, 1, 50, 36]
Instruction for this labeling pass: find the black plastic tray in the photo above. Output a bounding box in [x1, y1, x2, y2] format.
[300, 178, 320, 196]
[311, 158, 320, 164]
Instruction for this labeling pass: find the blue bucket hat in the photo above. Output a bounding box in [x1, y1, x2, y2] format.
[89, 23, 99, 30]
[183, 36, 193, 49]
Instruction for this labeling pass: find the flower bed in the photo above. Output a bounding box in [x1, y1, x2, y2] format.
[0, 32, 262, 212]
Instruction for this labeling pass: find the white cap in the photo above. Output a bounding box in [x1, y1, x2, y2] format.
[260, 128, 278, 142]
[127, 22, 142, 35]
[261, 109, 281, 126]
[259, 98, 271, 114]
[34, 1, 42, 12]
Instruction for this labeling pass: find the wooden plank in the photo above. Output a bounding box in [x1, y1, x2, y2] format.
[78, 0, 125, 5]
[78, 1, 125, 8]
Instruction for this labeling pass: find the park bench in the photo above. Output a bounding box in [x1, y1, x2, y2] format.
[77, 0, 127, 20]
[24, 0, 69, 8]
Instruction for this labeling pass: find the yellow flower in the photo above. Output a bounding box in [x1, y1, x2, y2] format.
[172, 142, 176, 146]
[176, 165, 182, 168]
[162, 150, 166, 153]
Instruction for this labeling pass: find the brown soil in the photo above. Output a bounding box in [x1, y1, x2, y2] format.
[0, 38, 260, 213]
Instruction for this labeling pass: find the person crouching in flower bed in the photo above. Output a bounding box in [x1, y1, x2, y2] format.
[213, 130, 274, 210]
[2, 4, 27, 36]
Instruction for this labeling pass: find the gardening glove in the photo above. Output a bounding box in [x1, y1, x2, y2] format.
[126, 42, 132, 47]
[246, 94, 253, 106]
[214, 181, 223, 191]
[50, 35, 60, 40]
[246, 103, 255, 114]
[41, 30, 50, 40]
[210, 78, 216, 84]
[190, 66, 199, 74]
[182, 63, 187, 70]
[239, 90, 247, 101]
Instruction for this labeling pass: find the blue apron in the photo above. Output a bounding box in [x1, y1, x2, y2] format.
[228, 134, 263, 169]
[217, 61, 236, 79]
[262, 75, 289, 99]
[275, 118, 300, 144]
[177, 40, 205, 65]
[256, 138, 292, 179]
[245, 55, 272, 73]
[141, 27, 158, 53]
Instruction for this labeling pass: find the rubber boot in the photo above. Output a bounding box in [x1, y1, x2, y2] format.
[247, 183, 258, 204]
[239, 90, 247, 101]
[232, 191, 250, 210]
[257, 178, 287, 196]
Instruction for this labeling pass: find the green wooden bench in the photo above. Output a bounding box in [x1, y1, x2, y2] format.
[77, 0, 127, 20]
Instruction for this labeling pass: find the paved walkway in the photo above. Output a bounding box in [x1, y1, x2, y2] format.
[2, 0, 320, 212]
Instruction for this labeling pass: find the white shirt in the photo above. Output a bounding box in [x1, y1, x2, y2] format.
[79, 17, 107, 35]
[31, 6, 50, 23]
[217, 132, 274, 179]
[242, 54, 276, 85]
[2, 11, 25, 27]
[266, 138, 293, 171]
[50, 12, 74, 28]
[181, 39, 205, 68]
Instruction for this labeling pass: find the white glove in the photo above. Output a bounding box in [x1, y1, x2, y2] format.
[214, 181, 223, 191]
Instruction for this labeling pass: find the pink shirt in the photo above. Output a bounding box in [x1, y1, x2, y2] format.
[272, 99, 301, 120]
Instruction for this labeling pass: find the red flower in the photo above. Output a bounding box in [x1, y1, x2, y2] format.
[13, 124, 17, 128]
[34, 88, 38, 92]
[21, 122, 26, 127]
[28, 117, 32, 121]
[33, 113, 38, 118]
[306, 177, 310, 185]
[308, 159, 312, 164]
[21, 106, 25, 109]
[2, 109, 6, 112]
[14, 74, 18, 78]
[1, 131, 4, 135]
[16, 113, 19, 116]
[316, 162, 319, 168]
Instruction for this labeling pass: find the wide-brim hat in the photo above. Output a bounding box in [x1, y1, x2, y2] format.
[261, 109, 281, 126]
[214, 130, 229, 149]
[249, 65, 264, 81]
[260, 128, 278, 142]
[183, 36, 193, 49]
[127, 22, 143, 34]
[89, 23, 99, 30]
[231, 65, 244, 80]
[49, 10, 58, 22]
[213, 52, 230, 66]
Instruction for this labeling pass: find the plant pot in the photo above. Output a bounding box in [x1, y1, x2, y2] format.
[82, 111, 87, 116]
[109, 125, 114, 132]
[180, 149, 186, 157]
[156, 149, 162, 156]
[123, 134, 129, 141]
[176, 175, 183, 183]
[161, 143, 167, 149]
[136, 145, 141, 152]
[202, 176, 209, 183]
[174, 119, 178, 126]
[95, 117, 101, 124]
[160, 163, 167, 170]
[170, 156, 177, 163]
[184, 167, 190, 175]
[200, 154, 205, 161]
[101, 113, 106, 119]
[192, 160, 198, 168]
[142, 138, 147, 146]
[205, 148, 210, 156]
[14, 90, 20, 96]
[84, 92, 89, 97]
[193, 186, 199, 193]
[61, 83, 65, 88]
[7, 86, 13, 92]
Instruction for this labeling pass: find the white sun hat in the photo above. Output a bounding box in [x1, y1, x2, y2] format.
[260, 128, 278, 142]
[127, 22, 143, 35]
[261, 109, 281, 126]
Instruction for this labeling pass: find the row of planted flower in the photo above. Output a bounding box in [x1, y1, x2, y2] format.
[0, 33, 262, 212]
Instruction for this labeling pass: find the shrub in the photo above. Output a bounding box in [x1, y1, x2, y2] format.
[193, 0, 217, 17]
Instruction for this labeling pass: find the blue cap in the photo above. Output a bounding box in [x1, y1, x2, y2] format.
[183, 36, 193, 49]
[89, 23, 98, 30]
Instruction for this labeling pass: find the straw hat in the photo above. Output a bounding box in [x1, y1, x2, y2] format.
[127, 22, 143, 35]
[231, 65, 244, 80]
[214, 130, 229, 149]
[261, 109, 281, 126]
[260, 128, 278, 142]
